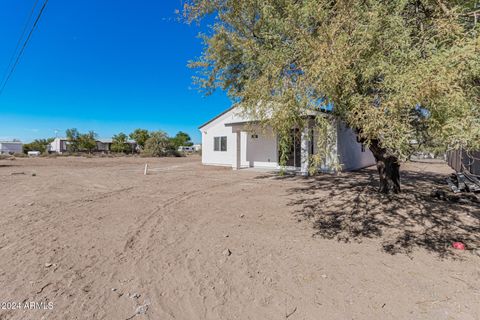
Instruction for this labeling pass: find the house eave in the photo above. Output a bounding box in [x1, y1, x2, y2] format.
[198, 106, 236, 130]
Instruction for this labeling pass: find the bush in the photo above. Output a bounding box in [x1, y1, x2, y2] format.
[143, 131, 171, 157]
[13, 152, 26, 158]
[23, 138, 54, 154]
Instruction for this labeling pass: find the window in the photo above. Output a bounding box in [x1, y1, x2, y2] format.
[214, 136, 227, 151]
[221, 136, 227, 151]
[361, 144, 366, 152]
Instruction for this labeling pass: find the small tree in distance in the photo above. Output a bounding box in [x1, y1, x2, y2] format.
[129, 129, 150, 150]
[23, 138, 54, 154]
[111, 133, 131, 153]
[78, 131, 97, 153]
[170, 131, 193, 150]
[143, 131, 171, 157]
[65, 128, 80, 152]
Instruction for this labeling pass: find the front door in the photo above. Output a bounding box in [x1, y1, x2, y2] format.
[283, 129, 301, 168]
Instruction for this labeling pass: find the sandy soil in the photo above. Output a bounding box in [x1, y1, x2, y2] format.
[0, 155, 478, 320]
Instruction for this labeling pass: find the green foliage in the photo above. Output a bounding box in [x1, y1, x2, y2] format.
[170, 131, 193, 149]
[78, 131, 97, 153]
[65, 129, 97, 153]
[23, 138, 54, 154]
[143, 131, 171, 157]
[143, 131, 183, 157]
[111, 132, 131, 153]
[185, 0, 480, 165]
[66, 128, 80, 152]
[129, 129, 150, 149]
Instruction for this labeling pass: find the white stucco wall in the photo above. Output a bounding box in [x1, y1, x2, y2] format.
[200, 108, 245, 167]
[245, 127, 278, 168]
[49, 138, 68, 153]
[336, 122, 375, 171]
[200, 109, 279, 168]
[201, 107, 375, 172]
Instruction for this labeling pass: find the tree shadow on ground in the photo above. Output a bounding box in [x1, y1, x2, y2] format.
[280, 167, 480, 258]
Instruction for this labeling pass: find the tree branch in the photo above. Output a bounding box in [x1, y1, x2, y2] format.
[435, 0, 451, 15]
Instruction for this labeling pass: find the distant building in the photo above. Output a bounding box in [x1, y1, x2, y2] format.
[0, 141, 23, 154]
[178, 146, 195, 152]
[48, 138, 136, 153]
[178, 144, 201, 153]
[95, 139, 137, 153]
[49, 138, 69, 153]
[28, 151, 41, 157]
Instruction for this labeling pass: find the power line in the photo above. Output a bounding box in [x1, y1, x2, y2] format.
[0, 0, 40, 89]
[0, 0, 50, 96]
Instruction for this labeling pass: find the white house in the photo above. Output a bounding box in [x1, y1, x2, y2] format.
[199, 107, 375, 175]
[0, 141, 23, 154]
[49, 138, 69, 153]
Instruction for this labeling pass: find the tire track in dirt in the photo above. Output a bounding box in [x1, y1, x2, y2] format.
[115, 176, 255, 319]
[143, 178, 270, 320]
[122, 179, 237, 257]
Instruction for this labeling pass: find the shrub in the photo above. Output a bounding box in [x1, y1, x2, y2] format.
[143, 131, 171, 157]
[13, 152, 26, 158]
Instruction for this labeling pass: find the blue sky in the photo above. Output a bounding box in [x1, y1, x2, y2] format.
[0, 0, 230, 143]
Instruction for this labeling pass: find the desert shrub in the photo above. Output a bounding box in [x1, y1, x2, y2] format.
[13, 152, 26, 158]
[143, 131, 171, 157]
[23, 138, 54, 154]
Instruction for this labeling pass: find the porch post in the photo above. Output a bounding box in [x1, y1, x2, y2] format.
[300, 127, 310, 176]
[232, 131, 241, 170]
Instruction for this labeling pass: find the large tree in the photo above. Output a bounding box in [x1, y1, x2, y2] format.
[185, 0, 480, 193]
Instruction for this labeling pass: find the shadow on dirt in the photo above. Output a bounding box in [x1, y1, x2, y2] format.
[268, 167, 480, 258]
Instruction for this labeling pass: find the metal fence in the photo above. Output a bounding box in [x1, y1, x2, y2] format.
[447, 149, 480, 175]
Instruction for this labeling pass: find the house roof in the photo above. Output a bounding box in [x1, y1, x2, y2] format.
[198, 106, 236, 129]
[200, 103, 332, 130]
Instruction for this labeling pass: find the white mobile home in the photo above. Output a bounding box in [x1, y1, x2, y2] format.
[199, 107, 375, 175]
[0, 141, 23, 154]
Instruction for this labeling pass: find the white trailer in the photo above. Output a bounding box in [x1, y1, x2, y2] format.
[0, 141, 23, 154]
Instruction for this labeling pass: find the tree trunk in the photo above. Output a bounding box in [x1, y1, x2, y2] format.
[369, 139, 401, 194]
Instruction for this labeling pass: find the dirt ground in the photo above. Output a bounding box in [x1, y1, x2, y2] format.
[0, 155, 479, 320]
